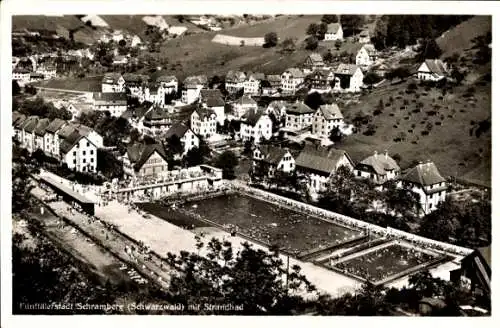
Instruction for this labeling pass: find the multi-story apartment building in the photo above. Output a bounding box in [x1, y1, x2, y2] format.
[240, 110, 273, 144]
[284, 102, 314, 131]
[93, 92, 128, 117]
[312, 104, 344, 138]
[281, 68, 305, 94]
[101, 72, 125, 93]
[190, 108, 217, 139]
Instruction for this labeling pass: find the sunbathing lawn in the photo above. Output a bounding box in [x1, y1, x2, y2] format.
[332, 243, 436, 283]
[179, 194, 363, 255]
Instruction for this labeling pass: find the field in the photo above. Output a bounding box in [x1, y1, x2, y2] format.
[35, 75, 103, 92]
[340, 79, 491, 187]
[179, 194, 363, 255]
[332, 243, 436, 283]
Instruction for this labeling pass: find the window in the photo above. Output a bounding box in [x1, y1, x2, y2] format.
[90, 150, 94, 155]
[91, 158, 94, 163]
[83, 151, 86, 155]
[357, 171, 361, 177]
[82, 167, 86, 172]
[73, 159, 76, 164]
[73, 151, 77, 156]
[87, 141, 90, 147]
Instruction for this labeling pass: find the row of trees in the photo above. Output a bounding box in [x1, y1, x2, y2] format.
[13, 96, 73, 121]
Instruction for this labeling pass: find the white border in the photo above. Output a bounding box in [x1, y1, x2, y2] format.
[1, 1, 498, 327]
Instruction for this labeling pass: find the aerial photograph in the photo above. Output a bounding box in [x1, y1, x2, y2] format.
[9, 13, 491, 316]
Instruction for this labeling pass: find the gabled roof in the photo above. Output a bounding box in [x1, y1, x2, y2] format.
[57, 123, 78, 140]
[286, 102, 314, 115]
[226, 70, 247, 83]
[334, 63, 361, 76]
[318, 104, 343, 120]
[357, 151, 400, 176]
[256, 145, 289, 165]
[102, 72, 123, 84]
[34, 118, 51, 136]
[93, 92, 127, 105]
[307, 53, 324, 64]
[200, 89, 223, 100]
[164, 123, 192, 139]
[155, 74, 178, 83]
[246, 72, 265, 81]
[242, 109, 266, 126]
[12, 112, 26, 127]
[144, 107, 170, 121]
[362, 44, 377, 55]
[122, 102, 153, 120]
[283, 68, 305, 79]
[310, 68, 334, 79]
[327, 23, 341, 34]
[184, 75, 208, 88]
[295, 146, 352, 176]
[359, 29, 370, 38]
[60, 131, 86, 155]
[122, 73, 149, 84]
[21, 116, 40, 133]
[401, 161, 446, 186]
[421, 59, 448, 76]
[205, 96, 225, 107]
[126, 143, 168, 171]
[193, 107, 216, 120]
[236, 95, 257, 106]
[266, 74, 282, 83]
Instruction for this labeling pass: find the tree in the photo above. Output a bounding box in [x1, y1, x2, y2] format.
[340, 15, 365, 36]
[321, 15, 338, 24]
[304, 36, 319, 50]
[323, 49, 334, 63]
[264, 32, 278, 48]
[97, 149, 123, 179]
[329, 126, 343, 143]
[214, 150, 239, 179]
[418, 39, 443, 60]
[363, 71, 382, 88]
[184, 147, 204, 167]
[372, 17, 388, 49]
[243, 139, 253, 155]
[383, 180, 420, 218]
[12, 80, 21, 95]
[304, 92, 324, 110]
[281, 38, 296, 54]
[12, 156, 38, 214]
[334, 39, 342, 50]
[306, 23, 319, 36]
[165, 237, 315, 314]
[166, 135, 184, 157]
[317, 23, 328, 40]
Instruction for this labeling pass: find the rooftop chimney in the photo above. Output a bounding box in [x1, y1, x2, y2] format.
[384, 150, 388, 159]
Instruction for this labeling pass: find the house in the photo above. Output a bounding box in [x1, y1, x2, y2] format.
[33, 118, 51, 151]
[60, 131, 98, 173]
[43, 118, 67, 156]
[303, 53, 325, 72]
[295, 146, 354, 193]
[190, 107, 217, 139]
[261, 74, 282, 96]
[112, 30, 125, 42]
[101, 73, 125, 93]
[354, 150, 400, 185]
[35, 64, 57, 79]
[450, 246, 491, 308]
[358, 29, 371, 44]
[324, 23, 343, 41]
[20, 116, 40, 153]
[142, 107, 172, 137]
[225, 70, 247, 94]
[399, 161, 447, 215]
[417, 59, 449, 81]
[122, 101, 154, 133]
[123, 143, 169, 179]
[285, 102, 315, 131]
[30, 72, 45, 83]
[12, 112, 27, 142]
[66, 102, 93, 120]
[240, 110, 273, 144]
[123, 73, 149, 99]
[71, 123, 104, 149]
[131, 35, 142, 47]
[266, 100, 288, 121]
[333, 64, 364, 93]
[281, 68, 305, 94]
[93, 92, 128, 117]
[200, 95, 225, 125]
[308, 69, 335, 91]
[252, 145, 295, 176]
[356, 44, 378, 68]
[144, 84, 163, 106]
[244, 72, 265, 95]
[233, 95, 258, 119]
[155, 74, 178, 94]
[164, 123, 200, 156]
[12, 68, 31, 84]
[182, 75, 207, 104]
[312, 104, 344, 138]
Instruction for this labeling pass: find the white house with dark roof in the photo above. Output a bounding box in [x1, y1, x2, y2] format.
[35, 64, 57, 80]
[20, 116, 40, 153]
[266, 100, 288, 121]
[182, 75, 207, 104]
[33, 118, 51, 151]
[398, 161, 447, 215]
[165, 123, 200, 156]
[233, 95, 258, 119]
[101, 72, 125, 93]
[191, 108, 218, 139]
[281, 68, 305, 94]
[356, 44, 378, 68]
[333, 64, 364, 93]
[122, 143, 169, 179]
[303, 53, 325, 73]
[200, 92, 225, 125]
[417, 59, 449, 82]
[225, 70, 247, 94]
[252, 145, 295, 176]
[93, 92, 128, 117]
[308, 68, 335, 91]
[244, 72, 265, 95]
[60, 132, 98, 173]
[240, 110, 272, 144]
[12, 112, 28, 142]
[12, 68, 31, 84]
[324, 23, 343, 41]
[358, 29, 371, 44]
[155, 74, 178, 94]
[284, 102, 315, 131]
[43, 118, 67, 156]
[354, 150, 400, 184]
[142, 106, 172, 137]
[295, 145, 354, 193]
[312, 104, 344, 138]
